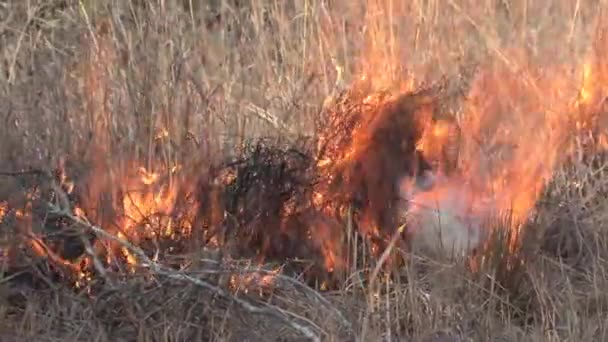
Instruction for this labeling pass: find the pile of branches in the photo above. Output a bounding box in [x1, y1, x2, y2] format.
[212, 138, 334, 276]
[0, 81, 463, 285]
[5, 85, 471, 281]
[0, 171, 349, 341]
[0, 76, 483, 340]
[0, 169, 96, 284]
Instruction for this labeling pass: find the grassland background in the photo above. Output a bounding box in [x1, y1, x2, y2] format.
[0, 0, 607, 341]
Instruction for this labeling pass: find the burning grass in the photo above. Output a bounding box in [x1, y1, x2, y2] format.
[2, 0, 608, 341]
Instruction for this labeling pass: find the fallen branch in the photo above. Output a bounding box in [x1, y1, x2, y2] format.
[46, 202, 323, 342]
[183, 258, 353, 333]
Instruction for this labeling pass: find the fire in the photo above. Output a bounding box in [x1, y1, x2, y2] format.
[3, 11, 608, 295]
[405, 48, 608, 255]
[121, 167, 179, 237]
[358, 1, 415, 93]
[0, 158, 201, 281]
[0, 201, 6, 224]
[99, 162, 199, 267]
[229, 266, 281, 295]
[6, 51, 608, 291]
[579, 62, 596, 105]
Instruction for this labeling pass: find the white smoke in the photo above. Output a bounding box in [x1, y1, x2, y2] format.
[399, 171, 493, 258]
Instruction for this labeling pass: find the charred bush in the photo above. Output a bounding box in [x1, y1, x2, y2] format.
[218, 139, 318, 261]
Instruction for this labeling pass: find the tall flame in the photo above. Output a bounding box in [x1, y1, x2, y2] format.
[3, 6, 608, 293]
[407, 47, 608, 254]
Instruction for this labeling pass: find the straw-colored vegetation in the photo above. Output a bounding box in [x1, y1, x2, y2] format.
[1, 1, 607, 341]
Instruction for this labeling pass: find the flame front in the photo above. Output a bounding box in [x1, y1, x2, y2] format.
[407, 48, 608, 254]
[2, 8, 608, 293]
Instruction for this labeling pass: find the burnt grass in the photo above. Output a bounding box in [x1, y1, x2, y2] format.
[1, 1, 608, 341]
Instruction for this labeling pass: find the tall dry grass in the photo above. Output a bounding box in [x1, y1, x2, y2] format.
[0, 0, 607, 341]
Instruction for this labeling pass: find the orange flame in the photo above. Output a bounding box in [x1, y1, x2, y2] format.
[407, 47, 608, 254]
[0, 201, 7, 224]
[6, 11, 608, 293]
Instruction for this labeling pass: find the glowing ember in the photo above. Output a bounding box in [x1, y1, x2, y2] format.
[229, 267, 281, 295]
[0, 201, 6, 224]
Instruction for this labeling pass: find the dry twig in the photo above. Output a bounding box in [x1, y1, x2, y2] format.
[45, 200, 323, 341]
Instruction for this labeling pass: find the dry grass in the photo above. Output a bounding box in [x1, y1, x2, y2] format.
[1, 0, 608, 341]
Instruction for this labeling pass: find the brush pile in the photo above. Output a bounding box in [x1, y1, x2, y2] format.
[2, 73, 608, 341]
[0, 79, 465, 292]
